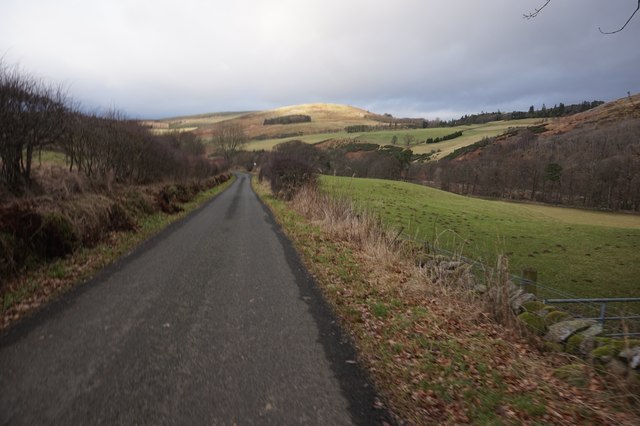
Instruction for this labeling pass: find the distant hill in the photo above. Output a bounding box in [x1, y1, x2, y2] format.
[542, 93, 640, 134]
[416, 93, 640, 212]
[192, 103, 385, 140]
[146, 102, 438, 141]
[143, 111, 255, 134]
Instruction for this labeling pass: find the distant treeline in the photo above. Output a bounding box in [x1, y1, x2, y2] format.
[445, 101, 605, 126]
[251, 140, 414, 181]
[0, 61, 223, 195]
[366, 113, 426, 129]
[363, 100, 604, 130]
[263, 115, 311, 125]
[345, 125, 376, 133]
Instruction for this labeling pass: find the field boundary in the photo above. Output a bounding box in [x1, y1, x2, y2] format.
[407, 232, 640, 336]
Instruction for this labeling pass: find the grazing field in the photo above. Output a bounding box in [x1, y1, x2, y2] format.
[35, 150, 67, 167]
[145, 111, 254, 135]
[244, 132, 352, 151]
[320, 176, 640, 299]
[245, 118, 542, 159]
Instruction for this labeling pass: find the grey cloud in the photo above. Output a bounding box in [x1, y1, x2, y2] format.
[1, 0, 638, 119]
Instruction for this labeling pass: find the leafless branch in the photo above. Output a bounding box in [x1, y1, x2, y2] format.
[599, 0, 640, 34]
[526, 0, 639, 34]
[523, 0, 551, 20]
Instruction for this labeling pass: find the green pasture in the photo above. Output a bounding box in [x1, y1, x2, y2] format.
[35, 150, 67, 167]
[245, 132, 352, 151]
[320, 175, 640, 299]
[245, 119, 542, 158]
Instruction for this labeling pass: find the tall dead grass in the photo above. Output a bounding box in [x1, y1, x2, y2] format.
[291, 185, 404, 267]
[289, 184, 485, 309]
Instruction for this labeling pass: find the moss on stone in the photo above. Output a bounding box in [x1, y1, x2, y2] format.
[544, 310, 571, 326]
[612, 339, 640, 351]
[595, 337, 613, 347]
[518, 311, 547, 335]
[566, 334, 585, 356]
[591, 345, 616, 361]
[522, 301, 545, 313]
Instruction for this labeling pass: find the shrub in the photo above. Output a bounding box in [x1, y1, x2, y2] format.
[124, 190, 155, 216]
[260, 154, 317, 200]
[33, 213, 78, 259]
[156, 185, 184, 214]
[108, 203, 137, 232]
[0, 232, 17, 283]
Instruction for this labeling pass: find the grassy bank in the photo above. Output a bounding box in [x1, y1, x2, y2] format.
[319, 176, 640, 299]
[0, 176, 235, 330]
[254, 178, 637, 424]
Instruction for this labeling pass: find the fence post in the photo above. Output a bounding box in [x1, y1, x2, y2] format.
[599, 303, 607, 326]
[522, 268, 538, 296]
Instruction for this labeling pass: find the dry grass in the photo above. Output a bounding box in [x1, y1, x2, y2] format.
[256, 180, 640, 424]
[544, 93, 640, 135]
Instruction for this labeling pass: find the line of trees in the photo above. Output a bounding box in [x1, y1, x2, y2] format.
[262, 140, 413, 181]
[365, 100, 604, 130]
[443, 101, 604, 127]
[426, 131, 463, 144]
[263, 114, 311, 125]
[1, 61, 224, 195]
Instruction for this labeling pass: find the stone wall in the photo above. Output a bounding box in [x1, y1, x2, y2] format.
[429, 258, 640, 383]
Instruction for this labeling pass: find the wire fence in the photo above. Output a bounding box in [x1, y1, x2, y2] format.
[406, 234, 640, 337]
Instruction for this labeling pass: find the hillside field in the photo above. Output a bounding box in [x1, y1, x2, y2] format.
[245, 118, 542, 159]
[148, 103, 545, 160]
[320, 176, 640, 299]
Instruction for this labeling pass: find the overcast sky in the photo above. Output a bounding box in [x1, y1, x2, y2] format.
[1, 0, 639, 119]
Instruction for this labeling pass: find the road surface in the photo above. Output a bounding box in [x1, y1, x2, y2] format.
[0, 173, 390, 425]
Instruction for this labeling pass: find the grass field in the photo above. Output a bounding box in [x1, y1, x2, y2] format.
[320, 176, 640, 299]
[244, 132, 352, 151]
[245, 118, 542, 159]
[35, 150, 67, 167]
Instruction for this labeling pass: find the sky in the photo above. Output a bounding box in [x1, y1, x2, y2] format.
[1, 0, 639, 120]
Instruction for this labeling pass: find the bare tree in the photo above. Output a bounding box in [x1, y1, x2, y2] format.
[0, 61, 68, 193]
[525, 0, 640, 34]
[211, 122, 247, 161]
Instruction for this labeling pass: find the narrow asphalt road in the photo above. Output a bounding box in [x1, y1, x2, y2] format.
[0, 173, 389, 425]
